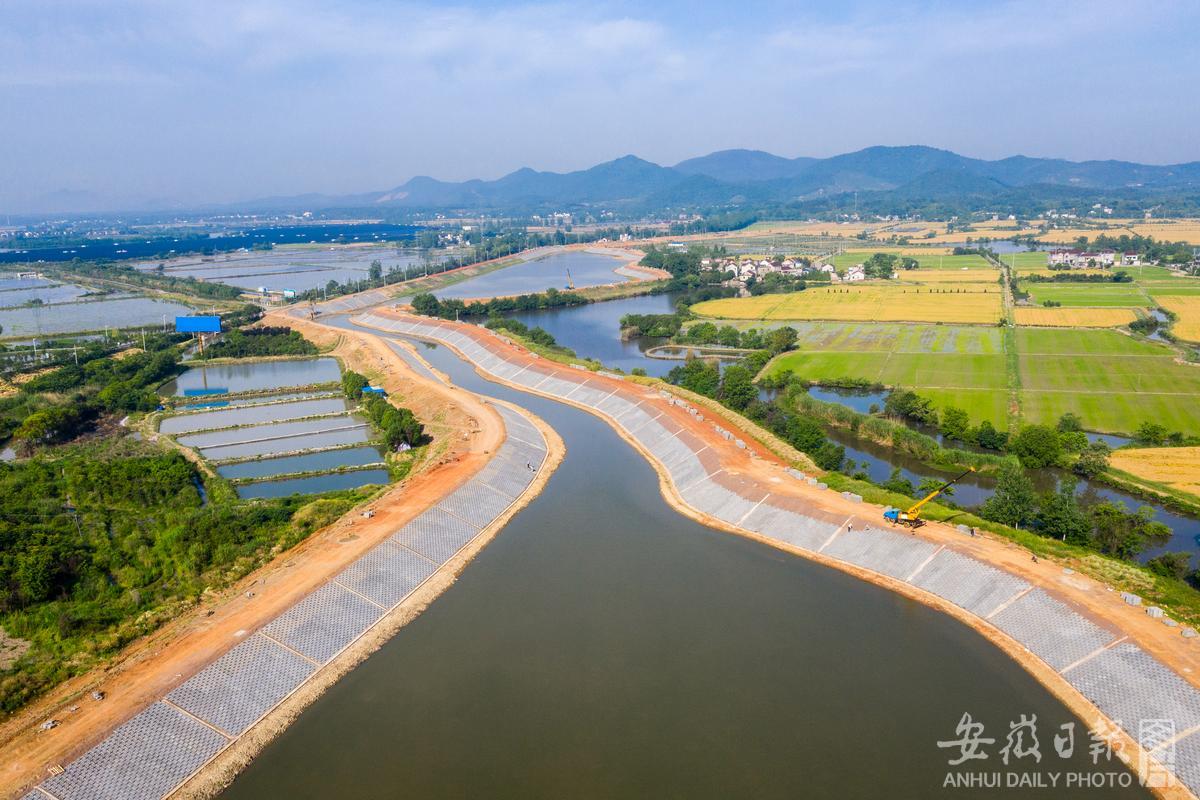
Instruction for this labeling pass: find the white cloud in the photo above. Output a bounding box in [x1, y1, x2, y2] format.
[0, 0, 1197, 209]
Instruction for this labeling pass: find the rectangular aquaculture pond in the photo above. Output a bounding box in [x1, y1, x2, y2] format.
[161, 398, 350, 434]
[235, 469, 391, 499]
[217, 446, 386, 480]
[161, 358, 342, 396]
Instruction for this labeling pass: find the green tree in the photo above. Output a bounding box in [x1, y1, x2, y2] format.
[527, 327, 557, 347]
[1089, 502, 1171, 559]
[812, 441, 844, 471]
[1135, 421, 1170, 446]
[1035, 479, 1089, 544]
[1073, 442, 1110, 478]
[881, 467, 915, 497]
[784, 415, 827, 453]
[940, 407, 970, 441]
[1058, 429, 1089, 453]
[368, 260, 383, 282]
[1009, 424, 1064, 468]
[342, 370, 369, 399]
[980, 462, 1038, 528]
[687, 322, 719, 344]
[666, 358, 720, 397]
[766, 326, 798, 354]
[1147, 552, 1192, 581]
[974, 420, 1008, 450]
[411, 293, 441, 317]
[1056, 412, 1083, 432]
[885, 389, 938, 426]
[15, 548, 55, 603]
[717, 325, 741, 348]
[718, 365, 756, 411]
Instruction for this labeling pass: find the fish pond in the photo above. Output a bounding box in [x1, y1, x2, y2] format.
[161, 358, 342, 396]
[160, 359, 390, 498]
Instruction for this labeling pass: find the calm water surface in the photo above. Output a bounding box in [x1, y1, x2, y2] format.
[159, 397, 349, 434]
[199, 427, 369, 461]
[219, 329, 1142, 799]
[217, 446, 385, 480]
[431, 251, 632, 300]
[507, 292, 678, 376]
[0, 296, 194, 337]
[235, 468, 389, 498]
[162, 358, 341, 395]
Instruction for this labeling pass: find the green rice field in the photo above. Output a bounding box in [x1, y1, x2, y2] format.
[764, 323, 1010, 427]
[1015, 329, 1200, 435]
[999, 252, 1051, 272]
[763, 322, 1200, 436]
[1023, 283, 1150, 307]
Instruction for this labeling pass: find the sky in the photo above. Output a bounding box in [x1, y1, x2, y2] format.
[3, 0, 1199, 213]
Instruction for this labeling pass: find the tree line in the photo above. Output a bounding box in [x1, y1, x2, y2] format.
[341, 371, 425, 450]
[205, 326, 318, 358]
[410, 286, 588, 320]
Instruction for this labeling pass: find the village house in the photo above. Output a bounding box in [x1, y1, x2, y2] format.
[1048, 249, 1117, 268]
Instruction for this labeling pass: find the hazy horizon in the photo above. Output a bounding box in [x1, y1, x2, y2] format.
[4, 0, 1199, 214]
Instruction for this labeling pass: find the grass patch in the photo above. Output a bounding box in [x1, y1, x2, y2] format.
[1015, 329, 1200, 435]
[1023, 283, 1149, 308]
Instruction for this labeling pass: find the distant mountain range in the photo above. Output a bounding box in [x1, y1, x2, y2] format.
[18, 145, 1200, 216]
[242, 145, 1199, 215]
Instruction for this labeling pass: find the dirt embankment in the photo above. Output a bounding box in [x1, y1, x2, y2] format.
[0, 313, 523, 800]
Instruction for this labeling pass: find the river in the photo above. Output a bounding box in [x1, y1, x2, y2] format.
[219, 325, 1142, 798]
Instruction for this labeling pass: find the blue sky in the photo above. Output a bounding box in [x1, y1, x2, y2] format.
[2, 0, 1198, 212]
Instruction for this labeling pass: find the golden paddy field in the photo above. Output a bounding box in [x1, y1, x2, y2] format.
[896, 268, 1002, 283]
[1035, 220, 1200, 246]
[1123, 221, 1200, 245]
[1110, 447, 1200, 499]
[692, 284, 1002, 325]
[740, 217, 1200, 247]
[1012, 307, 1139, 328]
[1156, 296, 1200, 341]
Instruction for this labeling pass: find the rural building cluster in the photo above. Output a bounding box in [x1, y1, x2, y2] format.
[703, 256, 874, 290]
[1047, 249, 1140, 268]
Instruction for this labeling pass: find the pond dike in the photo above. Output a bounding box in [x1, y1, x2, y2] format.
[19, 404, 550, 800]
[355, 309, 1200, 798]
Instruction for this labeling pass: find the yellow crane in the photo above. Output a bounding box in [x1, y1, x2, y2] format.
[883, 467, 976, 528]
[565, 268, 575, 290]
